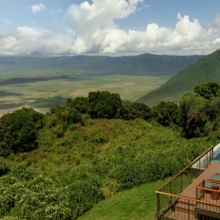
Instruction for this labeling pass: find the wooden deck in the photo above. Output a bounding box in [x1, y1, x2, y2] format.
[181, 163, 220, 199]
[168, 163, 220, 220]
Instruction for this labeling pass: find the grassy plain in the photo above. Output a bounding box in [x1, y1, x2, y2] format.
[0, 69, 170, 115]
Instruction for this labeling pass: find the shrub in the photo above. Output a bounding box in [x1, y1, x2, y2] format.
[0, 108, 44, 156]
[0, 156, 9, 176]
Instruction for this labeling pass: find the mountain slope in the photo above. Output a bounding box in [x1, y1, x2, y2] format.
[0, 53, 204, 76]
[137, 50, 220, 105]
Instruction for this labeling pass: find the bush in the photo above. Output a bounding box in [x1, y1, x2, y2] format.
[0, 156, 9, 176]
[68, 178, 104, 219]
[0, 108, 44, 156]
[88, 91, 122, 119]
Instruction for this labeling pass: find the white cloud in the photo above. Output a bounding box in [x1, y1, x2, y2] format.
[63, 1, 220, 55]
[138, 4, 150, 12]
[1, 0, 220, 56]
[2, 19, 12, 25]
[17, 26, 50, 39]
[65, 0, 143, 35]
[29, 3, 46, 13]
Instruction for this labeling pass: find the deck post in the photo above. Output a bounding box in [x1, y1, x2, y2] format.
[188, 199, 190, 220]
[212, 147, 214, 161]
[156, 193, 161, 219]
[170, 181, 171, 195]
[181, 173, 182, 192]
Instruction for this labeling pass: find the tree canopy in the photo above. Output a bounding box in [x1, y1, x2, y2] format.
[0, 108, 44, 157]
[180, 81, 220, 138]
[194, 80, 220, 99]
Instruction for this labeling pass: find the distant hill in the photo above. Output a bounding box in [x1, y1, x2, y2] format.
[137, 50, 220, 105]
[0, 53, 204, 76]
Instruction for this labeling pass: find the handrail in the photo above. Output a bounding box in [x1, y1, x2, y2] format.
[156, 146, 214, 192]
[155, 191, 220, 208]
[196, 186, 220, 193]
[197, 179, 205, 187]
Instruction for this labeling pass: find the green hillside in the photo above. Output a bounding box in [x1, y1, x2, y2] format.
[78, 178, 169, 220]
[0, 103, 214, 219]
[137, 50, 220, 105]
[0, 53, 204, 76]
[1, 83, 220, 219]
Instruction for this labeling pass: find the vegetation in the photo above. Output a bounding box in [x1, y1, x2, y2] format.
[1, 80, 220, 219]
[0, 52, 205, 115]
[138, 50, 220, 106]
[180, 80, 220, 139]
[78, 178, 170, 220]
[0, 70, 169, 116]
[0, 108, 44, 157]
[1, 116, 211, 219]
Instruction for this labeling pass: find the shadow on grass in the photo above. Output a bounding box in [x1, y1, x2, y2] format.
[0, 102, 25, 109]
[0, 91, 23, 96]
[30, 96, 67, 108]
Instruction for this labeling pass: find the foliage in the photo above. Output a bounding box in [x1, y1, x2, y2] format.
[0, 157, 9, 176]
[0, 165, 104, 220]
[0, 88, 217, 219]
[88, 91, 122, 119]
[116, 103, 151, 120]
[194, 80, 220, 99]
[180, 93, 208, 138]
[151, 101, 181, 126]
[67, 97, 89, 114]
[47, 106, 84, 138]
[0, 108, 44, 157]
[180, 81, 220, 138]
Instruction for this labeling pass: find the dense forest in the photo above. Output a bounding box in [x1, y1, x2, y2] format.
[0, 80, 219, 219]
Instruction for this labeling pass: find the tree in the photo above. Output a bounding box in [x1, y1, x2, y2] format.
[88, 91, 122, 119]
[194, 80, 220, 99]
[152, 101, 181, 126]
[66, 97, 89, 114]
[116, 103, 151, 120]
[180, 93, 208, 138]
[0, 108, 44, 156]
[180, 81, 220, 138]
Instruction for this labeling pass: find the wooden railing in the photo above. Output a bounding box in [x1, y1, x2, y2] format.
[156, 191, 220, 220]
[196, 185, 220, 207]
[155, 146, 215, 220]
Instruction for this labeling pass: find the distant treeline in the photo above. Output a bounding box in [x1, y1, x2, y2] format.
[66, 80, 220, 139]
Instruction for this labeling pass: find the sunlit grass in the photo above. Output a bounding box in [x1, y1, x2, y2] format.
[78, 178, 170, 220]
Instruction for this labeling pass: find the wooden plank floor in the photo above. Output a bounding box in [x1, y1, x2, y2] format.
[169, 199, 195, 220]
[181, 163, 220, 199]
[168, 163, 220, 219]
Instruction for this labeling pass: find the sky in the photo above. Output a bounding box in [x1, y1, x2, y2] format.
[1, 0, 220, 56]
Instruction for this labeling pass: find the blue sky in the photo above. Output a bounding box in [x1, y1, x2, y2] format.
[1, 0, 220, 56]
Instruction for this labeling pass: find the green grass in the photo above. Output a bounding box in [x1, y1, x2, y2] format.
[78, 178, 169, 220]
